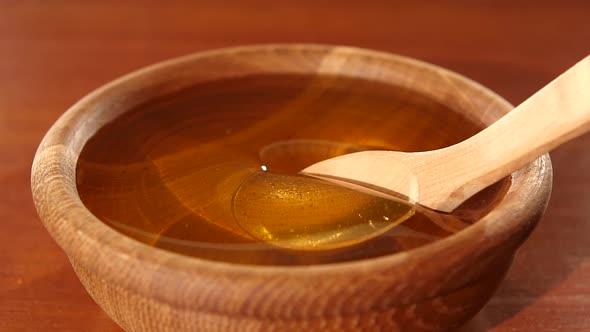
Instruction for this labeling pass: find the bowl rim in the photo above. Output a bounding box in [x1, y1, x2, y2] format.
[31, 43, 552, 281]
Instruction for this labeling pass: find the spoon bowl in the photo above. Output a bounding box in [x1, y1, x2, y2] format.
[233, 172, 416, 250]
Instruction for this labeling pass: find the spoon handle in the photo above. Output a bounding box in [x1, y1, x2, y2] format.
[433, 55, 590, 210]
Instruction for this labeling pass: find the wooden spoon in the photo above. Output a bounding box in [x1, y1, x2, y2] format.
[303, 55, 590, 212]
[234, 55, 589, 251]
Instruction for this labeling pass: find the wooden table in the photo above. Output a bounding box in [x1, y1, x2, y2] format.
[2, 1, 589, 331]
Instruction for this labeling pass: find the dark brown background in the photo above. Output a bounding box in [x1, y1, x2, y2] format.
[1, 1, 589, 331]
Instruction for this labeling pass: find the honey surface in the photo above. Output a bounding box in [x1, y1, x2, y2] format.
[76, 74, 506, 265]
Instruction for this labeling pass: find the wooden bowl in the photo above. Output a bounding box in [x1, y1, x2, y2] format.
[31, 45, 552, 331]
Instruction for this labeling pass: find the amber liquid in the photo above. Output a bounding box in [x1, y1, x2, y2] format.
[76, 74, 509, 265]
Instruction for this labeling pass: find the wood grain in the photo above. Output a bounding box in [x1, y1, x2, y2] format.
[2, 1, 590, 331]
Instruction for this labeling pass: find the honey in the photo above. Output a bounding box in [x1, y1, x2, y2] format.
[76, 74, 508, 265]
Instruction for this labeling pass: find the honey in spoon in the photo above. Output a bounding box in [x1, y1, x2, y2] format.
[232, 172, 415, 250]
